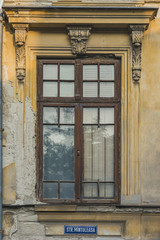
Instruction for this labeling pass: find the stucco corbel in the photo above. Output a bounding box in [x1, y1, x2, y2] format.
[67, 26, 92, 55]
[130, 25, 147, 83]
[12, 24, 29, 82]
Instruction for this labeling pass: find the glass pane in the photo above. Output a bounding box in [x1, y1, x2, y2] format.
[100, 108, 114, 124]
[100, 82, 114, 97]
[43, 64, 58, 80]
[60, 82, 74, 97]
[83, 82, 98, 97]
[60, 65, 74, 80]
[60, 183, 74, 199]
[83, 65, 98, 80]
[43, 107, 58, 124]
[43, 125, 74, 181]
[83, 126, 114, 183]
[83, 183, 97, 198]
[43, 82, 58, 97]
[100, 65, 114, 80]
[60, 107, 74, 124]
[83, 108, 98, 124]
[43, 182, 58, 199]
[99, 183, 114, 198]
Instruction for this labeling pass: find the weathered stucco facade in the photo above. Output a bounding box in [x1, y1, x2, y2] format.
[2, 0, 160, 239]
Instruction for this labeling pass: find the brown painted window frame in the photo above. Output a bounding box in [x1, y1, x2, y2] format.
[37, 58, 121, 204]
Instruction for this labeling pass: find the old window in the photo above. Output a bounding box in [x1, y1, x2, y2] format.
[37, 58, 121, 204]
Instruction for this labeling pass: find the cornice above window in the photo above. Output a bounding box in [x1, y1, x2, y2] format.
[3, 6, 157, 30]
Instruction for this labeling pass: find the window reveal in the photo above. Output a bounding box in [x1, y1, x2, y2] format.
[37, 59, 121, 203]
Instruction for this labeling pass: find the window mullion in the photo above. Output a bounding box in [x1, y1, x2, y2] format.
[75, 104, 82, 201]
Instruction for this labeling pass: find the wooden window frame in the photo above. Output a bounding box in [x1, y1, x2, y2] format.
[37, 58, 121, 204]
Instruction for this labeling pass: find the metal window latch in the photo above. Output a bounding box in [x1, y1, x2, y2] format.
[77, 150, 80, 157]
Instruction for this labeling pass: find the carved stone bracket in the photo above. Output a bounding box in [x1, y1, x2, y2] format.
[12, 24, 29, 82]
[130, 25, 147, 83]
[67, 26, 92, 55]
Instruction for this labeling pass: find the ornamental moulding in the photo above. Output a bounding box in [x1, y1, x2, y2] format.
[130, 24, 147, 83]
[67, 26, 92, 55]
[12, 24, 29, 82]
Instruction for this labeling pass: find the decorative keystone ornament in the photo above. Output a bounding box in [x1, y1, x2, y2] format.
[130, 25, 147, 83]
[67, 26, 92, 55]
[12, 24, 29, 82]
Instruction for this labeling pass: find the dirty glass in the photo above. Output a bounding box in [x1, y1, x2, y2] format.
[83, 108, 98, 124]
[100, 65, 114, 80]
[43, 64, 58, 80]
[60, 65, 74, 80]
[43, 182, 58, 199]
[100, 108, 114, 124]
[100, 82, 114, 97]
[43, 107, 58, 124]
[60, 107, 74, 124]
[60, 82, 74, 97]
[83, 65, 98, 80]
[83, 82, 98, 97]
[99, 183, 114, 198]
[43, 125, 74, 181]
[60, 183, 74, 199]
[43, 82, 58, 97]
[83, 122, 114, 198]
[83, 183, 97, 198]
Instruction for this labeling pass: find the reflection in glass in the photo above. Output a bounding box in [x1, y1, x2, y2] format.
[83, 108, 98, 124]
[43, 182, 58, 199]
[60, 107, 74, 124]
[83, 82, 98, 97]
[83, 65, 98, 80]
[99, 183, 114, 198]
[83, 126, 114, 197]
[43, 125, 74, 181]
[43, 107, 58, 124]
[100, 65, 114, 80]
[60, 65, 74, 80]
[100, 108, 114, 124]
[43, 64, 58, 80]
[60, 183, 74, 199]
[83, 183, 97, 198]
[100, 82, 114, 98]
[60, 82, 74, 97]
[43, 82, 58, 97]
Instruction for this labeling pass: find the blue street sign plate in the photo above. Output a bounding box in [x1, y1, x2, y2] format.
[64, 225, 97, 235]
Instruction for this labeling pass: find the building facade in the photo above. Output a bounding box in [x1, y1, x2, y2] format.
[2, 0, 160, 239]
